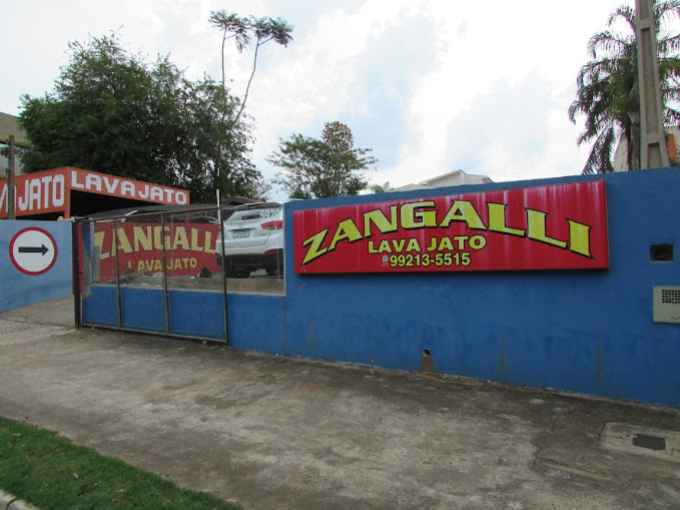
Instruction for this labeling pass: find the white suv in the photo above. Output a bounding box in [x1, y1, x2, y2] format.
[216, 202, 284, 278]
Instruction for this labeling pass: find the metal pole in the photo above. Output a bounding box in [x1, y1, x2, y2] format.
[161, 213, 170, 335]
[636, 0, 670, 169]
[217, 193, 229, 344]
[113, 219, 122, 328]
[72, 220, 82, 328]
[8, 135, 16, 219]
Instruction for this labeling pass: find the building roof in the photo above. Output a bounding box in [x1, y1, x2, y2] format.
[422, 169, 492, 186]
[392, 169, 492, 192]
[0, 112, 29, 147]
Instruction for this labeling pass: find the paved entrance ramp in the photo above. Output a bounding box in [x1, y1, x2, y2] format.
[0, 301, 679, 510]
[0, 296, 74, 328]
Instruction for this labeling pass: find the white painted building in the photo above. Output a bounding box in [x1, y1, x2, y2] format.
[392, 169, 492, 192]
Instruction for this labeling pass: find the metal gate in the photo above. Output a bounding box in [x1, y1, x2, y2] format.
[75, 206, 231, 342]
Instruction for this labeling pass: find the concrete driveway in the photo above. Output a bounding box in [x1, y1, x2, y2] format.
[1, 298, 679, 510]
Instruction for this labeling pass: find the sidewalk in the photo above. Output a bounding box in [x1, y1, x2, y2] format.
[0, 490, 39, 510]
[0, 298, 679, 510]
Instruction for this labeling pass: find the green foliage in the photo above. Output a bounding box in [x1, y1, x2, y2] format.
[369, 181, 393, 194]
[268, 121, 378, 199]
[569, 0, 680, 174]
[19, 33, 265, 202]
[0, 415, 242, 509]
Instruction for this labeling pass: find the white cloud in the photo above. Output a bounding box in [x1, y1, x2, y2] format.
[1, 0, 633, 198]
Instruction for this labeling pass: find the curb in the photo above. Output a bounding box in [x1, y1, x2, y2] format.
[0, 490, 39, 510]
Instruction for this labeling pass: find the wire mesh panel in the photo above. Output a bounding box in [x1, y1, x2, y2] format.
[165, 210, 225, 340]
[80, 219, 120, 327]
[215, 202, 285, 295]
[77, 204, 286, 343]
[115, 213, 166, 333]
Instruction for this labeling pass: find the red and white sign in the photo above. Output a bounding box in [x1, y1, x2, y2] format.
[9, 227, 58, 275]
[294, 180, 609, 274]
[0, 167, 190, 219]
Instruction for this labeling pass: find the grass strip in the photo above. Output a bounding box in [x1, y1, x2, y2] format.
[0, 415, 242, 510]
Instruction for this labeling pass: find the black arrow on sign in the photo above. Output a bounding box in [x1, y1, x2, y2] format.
[18, 245, 49, 256]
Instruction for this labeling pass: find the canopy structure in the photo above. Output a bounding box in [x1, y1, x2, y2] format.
[0, 166, 192, 220]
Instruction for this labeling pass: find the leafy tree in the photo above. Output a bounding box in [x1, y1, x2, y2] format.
[19, 34, 265, 201]
[370, 181, 393, 194]
[268, 121, 378, 199]
[209, 11, 293, 128]
[569, 0, 680, 174]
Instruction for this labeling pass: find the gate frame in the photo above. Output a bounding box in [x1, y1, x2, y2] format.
[73, 206, 232, 343]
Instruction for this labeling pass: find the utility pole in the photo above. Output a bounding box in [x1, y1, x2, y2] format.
[636, 0, 670, 169]
[8, 134, 16, 219]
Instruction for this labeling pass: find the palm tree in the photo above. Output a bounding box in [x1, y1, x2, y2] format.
[369, 181, 393, 194]
[569, 0, 680, 174]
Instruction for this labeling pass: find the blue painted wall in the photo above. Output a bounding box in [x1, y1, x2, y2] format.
[0, 220, 73, 313]
[280, 169, 680, 407]
[79, 169, 680, 407]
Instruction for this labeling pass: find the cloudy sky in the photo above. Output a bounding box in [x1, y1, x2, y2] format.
[2, 0, 629, 197]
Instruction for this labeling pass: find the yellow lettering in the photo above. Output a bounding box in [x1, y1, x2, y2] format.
[363, 206, 398, 237]
[368, 240, 379, 253]
[470, 235, 487, 250]
[110, 228, 117, 257]
[190, 229, 204, 252]
[453, 236, 469, 249]
[488, 203, 525, 237]
[391, 239, 406, 252]
[406, 238, 421, 252]
[439, 200, 486, 230]
[115, 228, 133, 254]
[401, 201, 437, 230]
[378, 240, 391, 253]
[94, 231, 110, 260]
[329, 219, 363, 251]
[568, 220, 592, 257]
[302, 229, 329, 265]
[437, 237, 454, 251]
[133, 226, 153, 251]
[172, 227, 190, 251]
[153, 226, 171, 250]
[204, 231, 216, 254]
[526, 209, 567, 248]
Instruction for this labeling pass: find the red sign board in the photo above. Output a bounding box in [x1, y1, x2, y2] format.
[294, 181, 609, 274]
[92, 222, 220, 281]
[0, 167, 190, 219]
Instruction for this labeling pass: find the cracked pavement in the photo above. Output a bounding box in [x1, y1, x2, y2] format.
[1, 298, 679, 510]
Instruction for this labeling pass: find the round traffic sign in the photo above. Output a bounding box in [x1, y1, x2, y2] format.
[9, 227, 58, 276]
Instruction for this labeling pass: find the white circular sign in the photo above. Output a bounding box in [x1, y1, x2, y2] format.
[9, 227, 58, 276]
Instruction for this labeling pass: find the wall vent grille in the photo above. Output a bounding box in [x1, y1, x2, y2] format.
[661, 289, 680, 304]
[653, 286, 680, 324]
